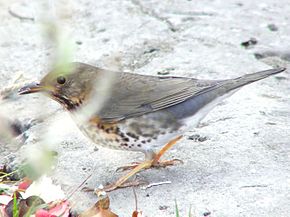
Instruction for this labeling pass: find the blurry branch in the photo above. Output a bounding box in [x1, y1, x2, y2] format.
[4, 2, 76, 181]
[74, 51, 127, 122]
[42, 21, 74, 77]
[39, 0, 75, 76]
[37, 1, 120, 126]
[20, 148, 58, 180]
[73, 69, 116, 124]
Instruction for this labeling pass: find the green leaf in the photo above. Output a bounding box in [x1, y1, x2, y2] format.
[175, 199, 179, 217]
[13, 192, 19, 217]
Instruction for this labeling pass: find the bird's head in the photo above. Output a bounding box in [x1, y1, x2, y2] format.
[19, 62, 101, 110]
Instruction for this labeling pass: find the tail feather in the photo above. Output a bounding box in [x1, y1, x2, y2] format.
[222, 67, 286, 91]
[165, 67, 286, 120]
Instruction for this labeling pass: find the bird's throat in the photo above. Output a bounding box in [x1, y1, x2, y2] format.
[51, 93, 81, 111]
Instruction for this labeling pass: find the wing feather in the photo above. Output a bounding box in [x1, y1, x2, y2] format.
[96, 72, 220, 122]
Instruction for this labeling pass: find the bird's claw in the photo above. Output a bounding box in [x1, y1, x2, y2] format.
[115, 162, 141, 172]
[95, 179, 148, 193]
[152, 158, 184, 167]
[116, 158, 183, 172]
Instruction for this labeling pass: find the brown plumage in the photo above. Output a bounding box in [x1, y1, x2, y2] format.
[18, 62, 286, 191]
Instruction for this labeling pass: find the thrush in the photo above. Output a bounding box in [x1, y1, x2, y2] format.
[19, 62, 285, 191]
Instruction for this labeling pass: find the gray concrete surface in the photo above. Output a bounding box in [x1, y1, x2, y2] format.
[1, 0, 290, 216]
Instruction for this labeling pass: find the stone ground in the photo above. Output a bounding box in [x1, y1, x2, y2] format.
[1, 0, 290, 216]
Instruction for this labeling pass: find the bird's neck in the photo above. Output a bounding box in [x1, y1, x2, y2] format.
[51, 93, 83, 111]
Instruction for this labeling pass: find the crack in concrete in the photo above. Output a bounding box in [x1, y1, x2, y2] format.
[130, 0, 178, 32]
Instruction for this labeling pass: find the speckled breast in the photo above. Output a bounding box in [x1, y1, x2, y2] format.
[74, 111, 183, 153]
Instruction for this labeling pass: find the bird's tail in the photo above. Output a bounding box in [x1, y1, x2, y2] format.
[221, 67, 286, 91]
[166, 67, 286, 121]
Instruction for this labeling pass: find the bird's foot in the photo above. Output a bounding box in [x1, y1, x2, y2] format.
[96, 179, 148, 193]
[98, 135, 183, 192]
[105, 159, 182, 192]
[116, 162, 141, 172]
[116, 158, 183, 172]
[152, 158, 183, 168]
[116, 135, 183, 172]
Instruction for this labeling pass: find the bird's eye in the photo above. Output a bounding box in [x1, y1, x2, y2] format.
[57, 76, 66, 85]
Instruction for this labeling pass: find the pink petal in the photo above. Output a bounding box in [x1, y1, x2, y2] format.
[48, 200, 70, 217]
[18, 180, 32, 190]
[35, 209, 57, 217]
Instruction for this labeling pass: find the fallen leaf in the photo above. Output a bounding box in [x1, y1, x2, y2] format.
[80, 191, 118, 217]
[48, 200, 70, 217]
[18, 178, 33, 190]
[132, 210, 143, 217]
[35, 209, 57, 217]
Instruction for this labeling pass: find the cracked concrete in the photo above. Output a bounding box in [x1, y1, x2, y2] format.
[1, 0, 290, 216]
[130, 0, 178, 32]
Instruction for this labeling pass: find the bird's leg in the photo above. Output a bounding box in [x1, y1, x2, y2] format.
[151, 135, 183, 167]
[116, 135, 183, 172]
[101, 135, 183, 192]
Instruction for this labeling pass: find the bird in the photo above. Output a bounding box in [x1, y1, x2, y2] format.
[19, 62, 286, 191]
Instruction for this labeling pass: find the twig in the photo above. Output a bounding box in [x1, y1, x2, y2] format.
[67, 172, 93, 199]
[240, 184, 268, 188]
[0, 169, 19, 181]
[8, 7, 34, 21]
[132, 187, 138, 211]
[168, 11, 215, 16]
[141, 181, 171, 190]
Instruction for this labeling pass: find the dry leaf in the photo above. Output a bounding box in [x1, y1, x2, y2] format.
[132, 210, 143, 217]
[79, 192, 118, 217]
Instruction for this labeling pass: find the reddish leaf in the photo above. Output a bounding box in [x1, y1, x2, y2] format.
[25, 195, 45, 207]
[4, 198, 29, 217]
[18, 178, 33, 190]
[48, 200, 70, 217]
[132, 210, 143, 217]
[35, 209, 57, 217]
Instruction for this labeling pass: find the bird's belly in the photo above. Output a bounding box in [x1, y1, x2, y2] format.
[77, 122, 122, 150]
[115, 111, 183, 151]
[73, 111, 184, 153]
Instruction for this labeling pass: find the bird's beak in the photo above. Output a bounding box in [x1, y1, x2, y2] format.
[18, 82, 43, 95]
